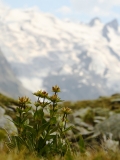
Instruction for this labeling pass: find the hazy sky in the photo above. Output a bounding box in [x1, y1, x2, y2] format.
[1, 0, 120, 24]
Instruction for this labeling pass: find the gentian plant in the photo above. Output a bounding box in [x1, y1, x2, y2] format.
[6, 85, 72, 157]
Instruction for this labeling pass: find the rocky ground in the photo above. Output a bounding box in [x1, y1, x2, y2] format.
[0, 93, 120, 152]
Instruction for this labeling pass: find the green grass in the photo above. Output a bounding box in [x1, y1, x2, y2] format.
[60, 94, 120, 110]
[0, 148, 120, 160]
[0, 92, 19, 107]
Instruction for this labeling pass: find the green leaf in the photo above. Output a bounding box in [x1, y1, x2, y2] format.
[14, 136, 25, 145]
[50, 117, 57, 124]
[46, 135, 56, 141]
[78, 135, 85, 153]
[34, 108, 44, 120]
[50, 126, 59, 134]
[24, 106, 31, 112]
[12, 116, 22, 126]
[16, 108, 22, 114]
[38, 122, 50, 135]
[37, 137, 45, 151]
[63, 126, 72, 133]
[7, 136, 25, 151]
[24, 137, 35, 152]
[6, 142, 16, 150]
[24, 119, 29, 125]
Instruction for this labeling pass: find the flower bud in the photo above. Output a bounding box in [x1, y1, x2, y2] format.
[33, 90, 43, 97]
[49, 94, 61, 103]
[62, 107, 71, 114]
[52, 85, 60, 93]
[33, 90, 48, 98]
[34, 102, 40, 107]
[18, 96, 31, 104]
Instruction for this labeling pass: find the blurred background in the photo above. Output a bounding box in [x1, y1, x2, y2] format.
[0, 0, 120, 100]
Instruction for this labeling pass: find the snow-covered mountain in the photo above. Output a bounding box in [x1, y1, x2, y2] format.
[0, 6, 120, 100]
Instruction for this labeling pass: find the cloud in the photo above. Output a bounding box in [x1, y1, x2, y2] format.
[56, 6, 72, 14]
[71, 0, 120, 10]
[70, 0, 120, 17]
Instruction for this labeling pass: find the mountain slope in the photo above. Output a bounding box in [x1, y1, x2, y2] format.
[0, 7, 120, 100]
[0, 50, 34, 99]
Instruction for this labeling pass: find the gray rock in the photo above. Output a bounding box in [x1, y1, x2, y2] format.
[93, 114, 120, 140]
[0, 107, 17, 135]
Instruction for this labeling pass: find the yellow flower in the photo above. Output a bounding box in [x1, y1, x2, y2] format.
[33, 90, 48, 98]
[34, 101, 40, 107]
[52, 85, 60, 93]
[33, 90, 43, 97]
[41, 91, 48, 98]
[62, 107, 71, 114]
[49, 94, 61, 103]
[18, 96, 31, 104]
